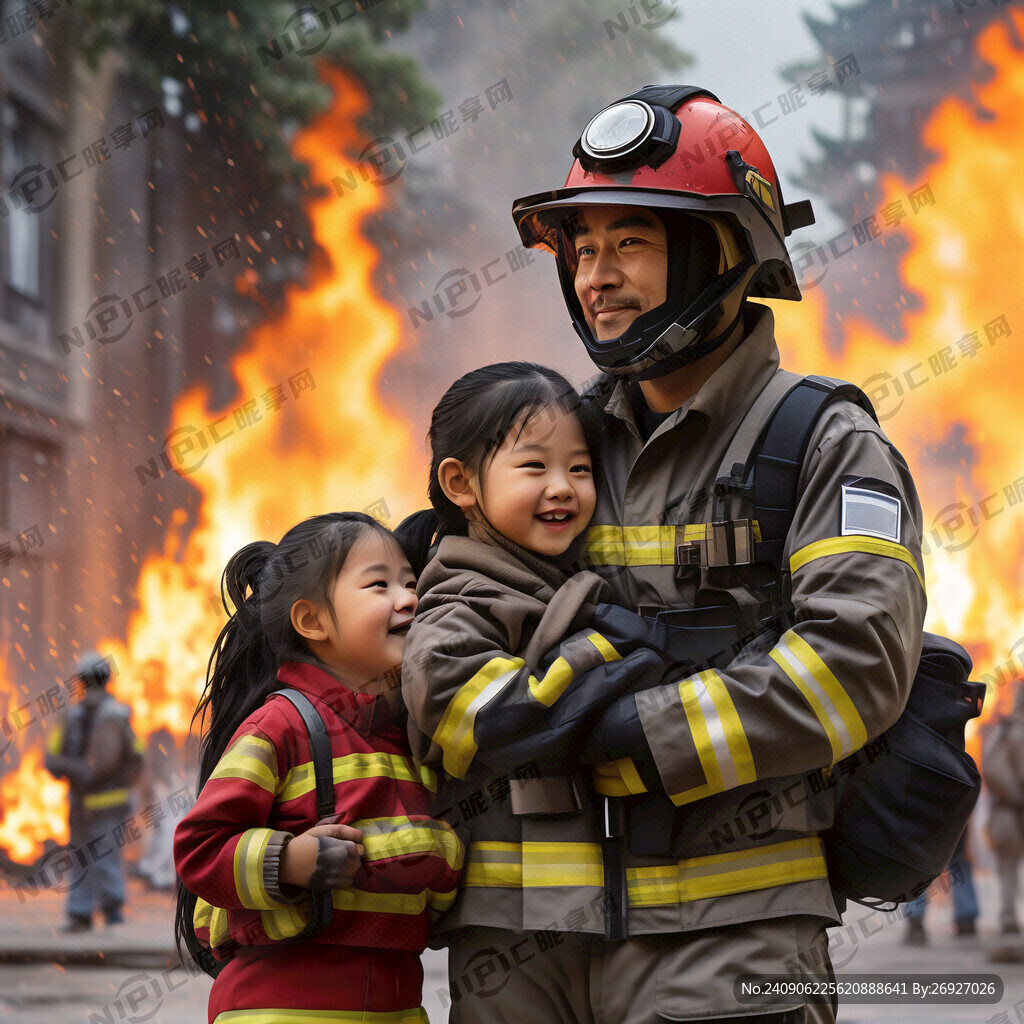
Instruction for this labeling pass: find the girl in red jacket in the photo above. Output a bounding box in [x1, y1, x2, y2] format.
[174, 511, 463, 1023]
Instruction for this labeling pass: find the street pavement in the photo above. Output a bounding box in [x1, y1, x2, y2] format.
[1, 870, 1022, 1022]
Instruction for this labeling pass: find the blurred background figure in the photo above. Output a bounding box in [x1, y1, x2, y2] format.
[985, 684, 1024, 937]
[135, 728, 181, 893]
[904, 827, 979, 945]
[43, 653, 144, 932]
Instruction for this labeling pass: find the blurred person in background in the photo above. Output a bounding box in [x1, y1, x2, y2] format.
[984, 684, 1024, 937]
[135, 728, 180, 892]
[903, 826, 979, 945]
[44, 652, 144, 932]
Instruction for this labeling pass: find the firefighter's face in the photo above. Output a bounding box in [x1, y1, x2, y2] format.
[573, 205, 668, 341]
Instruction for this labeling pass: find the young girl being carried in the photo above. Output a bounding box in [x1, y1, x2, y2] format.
[174, 512, 463, 1024]
[397, 363, 680, 1004]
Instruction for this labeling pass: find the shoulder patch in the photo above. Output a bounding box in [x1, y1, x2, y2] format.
[841, 484, 902, 542]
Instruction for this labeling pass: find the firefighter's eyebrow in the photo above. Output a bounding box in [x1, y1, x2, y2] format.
[577, 213, 661, 236]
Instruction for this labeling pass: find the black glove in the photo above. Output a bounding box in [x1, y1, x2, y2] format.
[588, 603, 698, 678]
[582, 692, 662, 793]
[475, 647, 669, 775]
[307, 836, 361, 889]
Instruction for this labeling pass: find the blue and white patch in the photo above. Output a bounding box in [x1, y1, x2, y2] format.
[841, 485, 902, 542]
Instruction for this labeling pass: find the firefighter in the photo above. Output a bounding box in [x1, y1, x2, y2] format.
[45, 652, 142, 931]
[438, 85, 926, 1023]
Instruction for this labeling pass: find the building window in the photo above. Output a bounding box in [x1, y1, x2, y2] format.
[0, 97, 53, 340]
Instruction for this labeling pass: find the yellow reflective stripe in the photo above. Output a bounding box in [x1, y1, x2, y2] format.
[278, 752, 428, 803]
[617, 841, 831, 906]
[465, 841, 604, 890]
[615, 757, 648, 794]
[427, 886, 458, 912]
[583, 523, 763, 566]
[82, 788, 131, 810]
[260, 887, 444, 941]
[675, 838, 828, 902]
[47, 724, 64, 755]
[770, 632, 868, 762]
[464, 838, 827, 906]
[463, 841, 524, 888]
[211, 734, 278, 794]
[418, 762, 437, 793]
[592, 774, 632, 797]
[527, 656, 574, 707]
[530, 631, 624, 706]
[669, 670, 755, 807]
[354, 816, 464, 871]
[583, 525, 702, 566]
[332, 888, 430, 915]
[194, 898, 212, 928]
[586, 632, 623, 663]
[433, 657, 522, 779]
[214, 1008, 428, 1023]
[627, 864, 681, 907]
[261, 901, 308, 940]
[233, 828, 289, 911]
[524, 841, 604, 888]
[592, 759, 648, 796]
[209, 905, 231, 948]
[790, 535, 924, 590]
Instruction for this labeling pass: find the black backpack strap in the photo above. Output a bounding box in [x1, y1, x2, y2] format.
[269, 687, 336, 938]
[742, 375, 876, 577]
[270, 688, 336, 819]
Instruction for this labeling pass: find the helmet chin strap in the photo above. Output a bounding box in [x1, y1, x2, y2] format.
[583, 257, 758, 381]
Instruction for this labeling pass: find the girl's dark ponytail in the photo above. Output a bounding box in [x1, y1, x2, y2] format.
[222, 539, 275, 614]
[195, 541, 279, 793]
[175, 512, 397, 974]
[394, 508, 446, 578]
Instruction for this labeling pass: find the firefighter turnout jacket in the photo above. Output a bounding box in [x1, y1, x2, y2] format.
[174, 660, 463, 1000]
[45, 690, 141, 815]
[405, 303, 925, 939]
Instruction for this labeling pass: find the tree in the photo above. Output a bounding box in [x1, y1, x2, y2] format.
[70, 0, 442, 315]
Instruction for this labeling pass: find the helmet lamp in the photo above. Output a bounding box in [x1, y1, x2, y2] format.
[573, 100, 680, 174]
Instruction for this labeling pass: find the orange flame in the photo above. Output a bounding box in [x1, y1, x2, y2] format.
[100, 67, 429, 744]
[0, 68, 426, 863]
[771, 12, 1024, 735]
[0, 748, 69, 863]
[4, 18, 1023, 859]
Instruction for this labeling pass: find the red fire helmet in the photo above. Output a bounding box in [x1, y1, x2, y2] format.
[511, 85, 815, 380]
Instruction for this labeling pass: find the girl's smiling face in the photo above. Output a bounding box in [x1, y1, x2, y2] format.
[292, 530, 418, 693]
[451, 404, 596, 557]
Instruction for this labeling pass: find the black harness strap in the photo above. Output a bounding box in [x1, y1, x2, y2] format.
[622, 84, 720, 110]
[270, 687, 336, 938]
[742, 375, 876, 575]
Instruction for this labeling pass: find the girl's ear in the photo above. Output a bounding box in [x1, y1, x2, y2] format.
[438, 457, 479, 511]
[290, 599, 329, 642]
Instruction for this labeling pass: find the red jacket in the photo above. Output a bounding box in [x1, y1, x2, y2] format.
[174, 660, 463, 962]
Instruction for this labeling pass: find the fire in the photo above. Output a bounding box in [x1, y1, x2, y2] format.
[0, 748, 68, 863]
[100, 65, 428, 744]
[0, 68, 426, 863]
[772, 11, 1024, 733]
[3, 17, 1023, 862]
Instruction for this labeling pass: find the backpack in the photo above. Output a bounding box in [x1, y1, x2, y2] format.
[736, 375, 985, 909]
[115, 702, 145, 784]
[180, 688, 336, 978]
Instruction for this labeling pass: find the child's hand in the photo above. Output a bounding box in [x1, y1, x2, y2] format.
[279, 820, 364, 890]
[307, 826, 364, 889]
